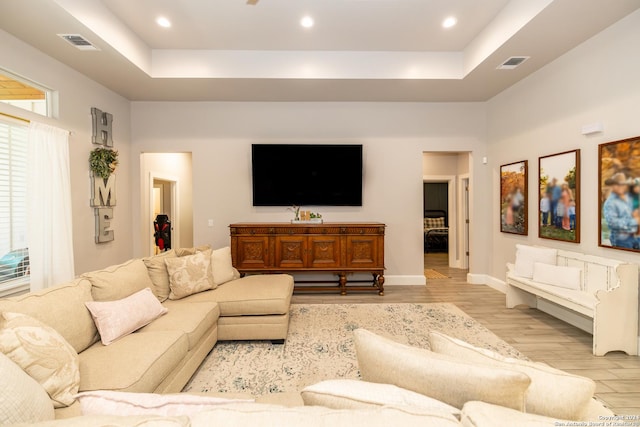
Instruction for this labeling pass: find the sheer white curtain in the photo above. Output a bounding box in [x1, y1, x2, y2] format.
[27, 122, 75, 290]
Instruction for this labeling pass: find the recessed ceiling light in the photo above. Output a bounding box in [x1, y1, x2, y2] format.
[300, 16, 314, 28]
[156, 16, 171, 28]
[442, 16, 457, 29]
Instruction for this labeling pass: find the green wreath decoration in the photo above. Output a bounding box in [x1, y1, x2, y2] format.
[89, 147, 119, 180]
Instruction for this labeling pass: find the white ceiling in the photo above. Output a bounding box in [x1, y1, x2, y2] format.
[1, 0, 639, 102]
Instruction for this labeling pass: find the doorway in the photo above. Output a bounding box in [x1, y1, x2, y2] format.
[422, 176, 455, 271]
[151, 176, 178, 255]
[422, 151, 471, 274]
[140, 152, 193, 257]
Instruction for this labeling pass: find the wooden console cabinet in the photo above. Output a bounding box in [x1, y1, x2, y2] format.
[229, 222, 385, 295]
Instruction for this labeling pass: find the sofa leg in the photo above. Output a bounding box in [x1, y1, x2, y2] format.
[271, 339, 285, 345]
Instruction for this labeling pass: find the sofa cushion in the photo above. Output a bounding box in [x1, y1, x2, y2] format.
[84, 259, 155, 302]
[183, 274, 293, 316]
[0, 352, 55, 424]
[141, 300, 219, 350]
[166, 249, 214, 300]
[76, 390, 253, 416]
[188, 403, 462, 427]
[513, 244, 557, 278]
[174, 244, 211, 257]
[85, 288, 168, 346]
[211, 246, 239, 286]
[532, 262, 582, 290]
[301, 379, 460, 415]
[0, 278, 98, 353]
[23, 414, 191, 426]
[353, 329, 530, 411]
[0, 312, 79, 408]
[461, 401, 577, 427]
[142, 250, 177, 302]
[428, 331, 595, 420]
[79, 330, 188, 393]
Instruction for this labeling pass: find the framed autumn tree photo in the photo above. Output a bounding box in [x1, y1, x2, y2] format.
[500, 160, 528, 235]
[539, 150, 580, 243]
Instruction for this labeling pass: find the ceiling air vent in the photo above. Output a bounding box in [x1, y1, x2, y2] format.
[497, 56, 529, 70]
[58, 34, 100, 51]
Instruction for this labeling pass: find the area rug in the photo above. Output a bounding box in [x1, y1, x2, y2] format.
[424, 268, 450, 279]
[184, 303, 524, 396]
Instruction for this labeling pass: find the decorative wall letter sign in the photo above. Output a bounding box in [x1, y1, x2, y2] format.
[95, 208, 114, 243]
[91, 174, 116, 207]
[91, 106, 116, 243]
[91, 107, 113, 147]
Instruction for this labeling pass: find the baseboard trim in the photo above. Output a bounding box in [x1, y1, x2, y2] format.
[466, 273, 507, 293]
[384, 275, 426, 286]
[466, 273, 486, 284]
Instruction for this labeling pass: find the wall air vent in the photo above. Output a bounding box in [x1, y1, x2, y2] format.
[497, 56, 529, 70]
[58, 34, 100, 51]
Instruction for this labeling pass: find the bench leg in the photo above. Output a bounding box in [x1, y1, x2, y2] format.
[506, 286, 538, 309]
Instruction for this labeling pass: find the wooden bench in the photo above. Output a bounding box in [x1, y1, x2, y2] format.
[506, 246, 638, 356]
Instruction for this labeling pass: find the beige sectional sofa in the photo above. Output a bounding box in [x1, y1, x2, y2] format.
[0, 246, 618, 426]
[0, 246, 294, 419]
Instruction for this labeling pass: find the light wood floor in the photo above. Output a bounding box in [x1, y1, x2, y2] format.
[291, 252, 640, 415]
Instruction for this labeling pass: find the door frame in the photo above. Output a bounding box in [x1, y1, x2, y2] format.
[458, 174, 470, 270]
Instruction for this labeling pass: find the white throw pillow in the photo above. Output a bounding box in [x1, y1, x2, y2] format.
[0, 312, 80, 408]
[532, 262, 582, 290]
[428, 331, 595, 420]
[301, 379, 460, 415]
[211, 246, 237, 286]
[0, 352, 55, 423]
[85, 288, 168, 345]
[353, 329, 531, 411]
[165, 248, 214, 299]
[76, 390, 254, 416]
[513, 245, 557, 278]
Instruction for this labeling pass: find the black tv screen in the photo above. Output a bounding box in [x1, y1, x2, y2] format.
[252, 144, 363, 206]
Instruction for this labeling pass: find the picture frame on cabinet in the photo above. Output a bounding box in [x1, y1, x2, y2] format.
[539, 149, 580, 243]
[599, 136, 640, 251]
[500, 160, 528, 235]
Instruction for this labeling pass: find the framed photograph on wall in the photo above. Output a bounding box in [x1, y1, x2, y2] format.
[500, 160, 528, 235]
[539, 150, 580, 243]
[599, 136, 640, 251]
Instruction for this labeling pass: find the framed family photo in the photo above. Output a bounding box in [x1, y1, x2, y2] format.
[500, 160, 528, 235]
[599, 136, 640, 252]
[538, 150, 580, 243]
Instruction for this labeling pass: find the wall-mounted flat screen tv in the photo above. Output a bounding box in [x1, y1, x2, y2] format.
[252, 144, 363, 206]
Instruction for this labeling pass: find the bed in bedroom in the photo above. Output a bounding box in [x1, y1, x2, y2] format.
[424, 209, 448, 253]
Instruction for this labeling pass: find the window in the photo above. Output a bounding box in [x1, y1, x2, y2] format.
[0, 70, 50, 117]
[0, 118, 30, 292]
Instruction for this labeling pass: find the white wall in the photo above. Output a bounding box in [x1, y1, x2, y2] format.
[0, 29, 133, 275]
[131, 102, 489, 282]
[487, 9, 640, 278]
